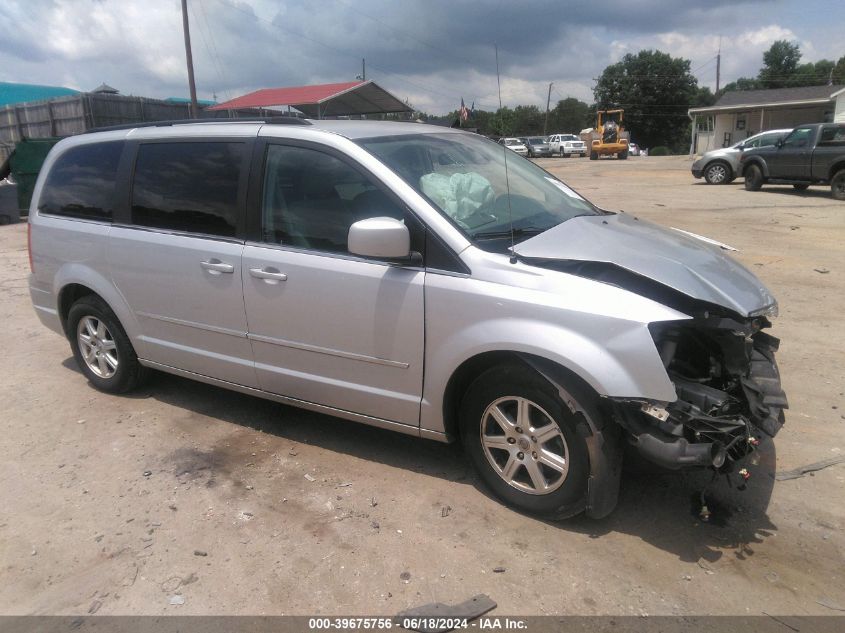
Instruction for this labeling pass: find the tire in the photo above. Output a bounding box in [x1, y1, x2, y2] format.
[67, 295, 148, 394]
[792, 183, 810, 191]
[589, 151, 598, 160]
[832, 170, 845, 201]
[618, 150, 628, 160]
[704, 161, 732, 185]
[744, 164, 764, 191]
[459, 363, 594, 519]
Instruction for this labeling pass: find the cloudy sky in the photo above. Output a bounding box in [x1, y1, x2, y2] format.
[1, 0, 842, 114]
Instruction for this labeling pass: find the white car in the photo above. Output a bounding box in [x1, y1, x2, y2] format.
[548, 133, 587, 158]
[498, 137, 528, 155]
[628, 143, 641, 156]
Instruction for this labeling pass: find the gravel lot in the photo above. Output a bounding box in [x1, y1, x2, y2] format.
[0, 155, 843, 616]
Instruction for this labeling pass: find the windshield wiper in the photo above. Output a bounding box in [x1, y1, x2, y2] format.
[472, 227, 546, 241]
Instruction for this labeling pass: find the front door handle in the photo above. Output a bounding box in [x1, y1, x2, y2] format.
[200, 259, 234, 274]
[249, 267, 288, 282]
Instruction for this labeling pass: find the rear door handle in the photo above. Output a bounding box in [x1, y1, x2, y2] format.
[200, 259, 234, 274]
[249, 267, 288, 282]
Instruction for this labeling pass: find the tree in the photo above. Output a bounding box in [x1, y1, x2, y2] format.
[721, 76, 761, 93]
[593, 49, 699, 150]
[759, 40, 802, 88]
[834, 56, 845, 85]
[548, 98, 591, 134]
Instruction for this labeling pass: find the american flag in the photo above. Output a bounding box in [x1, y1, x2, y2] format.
[459, 98, 469, 122]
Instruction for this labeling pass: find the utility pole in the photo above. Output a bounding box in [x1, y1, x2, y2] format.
[715, 36, 722, 93]
[181, 0, 199, 118]
[362, 58, 366, 81]
[543, 82, 553, 136]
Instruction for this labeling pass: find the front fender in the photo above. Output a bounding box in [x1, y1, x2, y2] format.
[420, 317, 678, 435]
[742, 156, 769, 178]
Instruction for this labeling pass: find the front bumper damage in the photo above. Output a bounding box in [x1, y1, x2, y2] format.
[612, 315, 788, 475]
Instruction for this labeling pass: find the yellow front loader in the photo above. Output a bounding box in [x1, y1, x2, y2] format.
[581, 109, 630, 160]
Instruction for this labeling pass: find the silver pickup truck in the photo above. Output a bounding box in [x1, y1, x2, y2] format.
[741, 123, 845, 199]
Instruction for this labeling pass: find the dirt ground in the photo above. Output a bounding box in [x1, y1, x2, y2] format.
[0, 155, 843, 617]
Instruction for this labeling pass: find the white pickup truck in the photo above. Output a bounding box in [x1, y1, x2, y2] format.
[548, 133, 587, 158]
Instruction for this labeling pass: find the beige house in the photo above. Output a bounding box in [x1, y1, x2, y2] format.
[689, 84, 845, 154]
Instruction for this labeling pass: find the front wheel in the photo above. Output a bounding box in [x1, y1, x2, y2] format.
[618, 150, 628, 160]
[67, 295, 148, 393]
[704, 161, 731, 184]
[832, 170, 845, 201]
[589, 151, 598, 160]
[460, 364, 594, 519]
[745, 164, 764, 191]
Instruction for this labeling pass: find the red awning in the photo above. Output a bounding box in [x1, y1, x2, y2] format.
[207, 80, 411, 117]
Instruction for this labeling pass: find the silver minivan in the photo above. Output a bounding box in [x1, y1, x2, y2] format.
[28, 119, 787, 519]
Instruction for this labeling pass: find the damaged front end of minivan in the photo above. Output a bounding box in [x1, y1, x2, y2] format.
[514, 212, 788, 483]
[613, 311, 787, 477]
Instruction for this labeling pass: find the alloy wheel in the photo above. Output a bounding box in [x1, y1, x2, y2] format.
[479, 396, 569, 495]
[77, 316, 118, 379]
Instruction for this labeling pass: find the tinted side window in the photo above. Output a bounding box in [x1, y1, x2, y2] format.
[783, 127, 813, 149]
[39, 142, 123, 221]
[131, 142, 243, 237]
[758, 134, 779, 147]
[818, 126, 845, 146]
[261, 144, 405, 254]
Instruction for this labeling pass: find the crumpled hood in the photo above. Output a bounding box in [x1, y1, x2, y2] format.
[513, 212, 775, 317]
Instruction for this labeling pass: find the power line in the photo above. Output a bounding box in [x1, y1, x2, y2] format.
[188, 0, 229, 102]
[197, 0, 233, 101]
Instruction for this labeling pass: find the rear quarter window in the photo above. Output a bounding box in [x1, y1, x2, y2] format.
[38, 141, 124, 221]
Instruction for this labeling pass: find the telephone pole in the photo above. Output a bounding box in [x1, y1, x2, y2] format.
[543, 82, 553, 136]
[715, 36, 722, 93]
[181, 0, 199, 118]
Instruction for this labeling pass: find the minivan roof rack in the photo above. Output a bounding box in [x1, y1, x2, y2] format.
[85, 116, 312, 134]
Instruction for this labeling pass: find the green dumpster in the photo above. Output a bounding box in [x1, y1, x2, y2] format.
[9, 137, 61, 215]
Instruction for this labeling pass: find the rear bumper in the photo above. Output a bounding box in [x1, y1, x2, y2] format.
[30, 282, 63, 336]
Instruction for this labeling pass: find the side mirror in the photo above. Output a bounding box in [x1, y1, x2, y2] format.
[348, 217, 411, 259]
[776, 139, 785, 148]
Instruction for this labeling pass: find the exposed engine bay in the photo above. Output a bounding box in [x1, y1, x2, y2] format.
[613, 314, 788, 478]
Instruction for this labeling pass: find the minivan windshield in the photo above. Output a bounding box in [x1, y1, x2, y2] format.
[358, 132, 598, 251]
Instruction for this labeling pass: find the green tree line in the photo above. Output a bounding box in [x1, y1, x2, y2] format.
[418, 40, 843, 154]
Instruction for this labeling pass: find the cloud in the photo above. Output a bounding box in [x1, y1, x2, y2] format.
[0, 0, 839, 114]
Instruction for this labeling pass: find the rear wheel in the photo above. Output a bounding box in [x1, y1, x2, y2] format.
[792, 183, 810, 191]
[67, 295, 148, 393]
[832, 170, 845, 201]
[460, 363, 594, 519]
[618, 150, 628, 160]
[704, 161, 731, 184]
[745, 164, 764, 191]
[589, 151, 598, 160]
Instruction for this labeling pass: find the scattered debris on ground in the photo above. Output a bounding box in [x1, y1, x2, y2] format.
[775, 456, 845, 480]
[397, 594, 497, 633]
